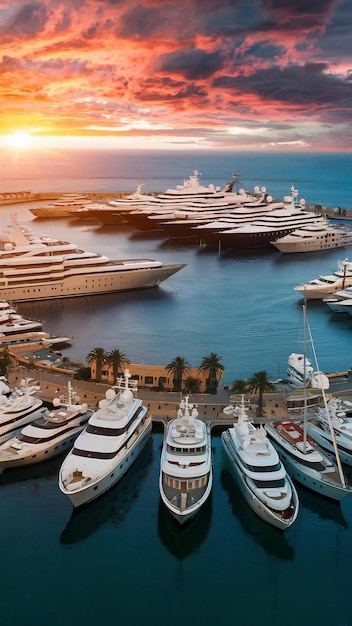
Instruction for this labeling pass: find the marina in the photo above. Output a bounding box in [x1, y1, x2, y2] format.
[1, 150, 352, 626]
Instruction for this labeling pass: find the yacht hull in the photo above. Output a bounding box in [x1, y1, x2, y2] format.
[59, 418, 152, 508]
[266, 425, 352, 501]
[0, 406, 45, 444]
[221, 431, 298, 530]
[307, 421, 352, 467]
[0, 264, 185, 302]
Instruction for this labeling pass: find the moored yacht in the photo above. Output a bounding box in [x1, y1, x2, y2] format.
[159, 395, 213, 525]
[221, 398, 299, 530]
[0, 216, 185, 302]
[0, 381, 93, 467]
[0, 378, 44, 443]
[294, 259, 352, 299]
[307, 397, 352, 467]
[30, 193, 93, 218]
[58, 370, 152, 508]
[271, 222, 352, 253]
[265, 420, 352, 501]
[323, 286, 352, 313]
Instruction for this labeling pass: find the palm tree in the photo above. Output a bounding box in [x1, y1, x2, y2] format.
[86, 347, 107, 382]
[182, 376, 201, 395]
[106, 348, 130, 383]
[198, 352, 224, 394]
[166, 356, 191, 392]
[231, 379, 248, 395]
[246, 370, 276, 418]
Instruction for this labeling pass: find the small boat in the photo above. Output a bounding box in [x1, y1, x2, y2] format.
[307, 397, 352, 467]
[0, 315, 42, 335]
[266, 304, 352, 501]
[271, 222, 352, 253]
[0, 381, 93, 467]
[221, 397, 299, 530]
[0, 378, 44, 443]
[159, 395, 213, 525]
[294, 258, 352, 300]
[58, 369, 152, 508]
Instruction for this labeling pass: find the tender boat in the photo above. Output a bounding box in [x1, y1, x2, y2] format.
[0, 381, 93, 467]
[0, 216, 185, 302]
[294, 258, 352, 299]
[307, 397, 352, 467]
[271, 222, 352, 253]
[221, 397, 299, 530]
[0, 378, 44, 443]
[159, 395, 213, 525]
[58, 369, 152, 508]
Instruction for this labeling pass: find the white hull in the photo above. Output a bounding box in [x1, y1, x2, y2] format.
[221, 431, 298, 530]
[266, 424, 351, 501]
[59, 418, 152, 508]
[0, 406, 45, 443]
[307, 421, 352, 467]
[0, 264, 184, 302]
[0, 426, 86, 468]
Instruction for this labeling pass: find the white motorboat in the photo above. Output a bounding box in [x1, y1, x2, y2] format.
[294, 258, 352, 299]
[0, 381, 93, 467]
[0, 216, 185, 302]
[58, 369, 152, 508]
[159, 395, 213, 525]
[221, 397, 299, 530]
[271, 222, 352, 253]
[267, 304, 352, 501]
[323, 286, 352, 313]
[0, 378, 44, 443]
[0, 315, 42, 334]
[307, 397, 352, 467]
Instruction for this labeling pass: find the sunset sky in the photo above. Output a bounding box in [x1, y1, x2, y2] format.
[0, 0, 351, 152]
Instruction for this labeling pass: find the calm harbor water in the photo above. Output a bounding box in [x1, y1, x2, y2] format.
[1, 150, 352, 626]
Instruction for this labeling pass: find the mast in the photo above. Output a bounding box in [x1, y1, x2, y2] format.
[305, 304, 347, 487]
[303, 303, 308, 451]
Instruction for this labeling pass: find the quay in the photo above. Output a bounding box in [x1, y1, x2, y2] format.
[8, 365, 352, 431]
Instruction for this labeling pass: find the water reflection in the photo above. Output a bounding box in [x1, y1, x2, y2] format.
[60, 438, 153, 545]
[0, 453, 63, 487]
[296, 484, 349, 529]
[220, 468, 295, 560]
[157, 496, 212, 561]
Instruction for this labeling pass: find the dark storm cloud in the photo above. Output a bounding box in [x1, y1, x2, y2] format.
[158, 48, 224, 80]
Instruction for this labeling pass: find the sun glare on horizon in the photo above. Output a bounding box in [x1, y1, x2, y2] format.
[4, 130, 33, 150]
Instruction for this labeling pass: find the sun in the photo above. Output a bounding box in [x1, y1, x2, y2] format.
[5, 130, 33, 150]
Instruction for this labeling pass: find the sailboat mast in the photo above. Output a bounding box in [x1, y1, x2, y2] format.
[303, 303, 308, 450]
[305, 305, 347, 487]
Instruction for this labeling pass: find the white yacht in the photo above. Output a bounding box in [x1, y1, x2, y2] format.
[265, 420, 352, 501]
[0, 382, 93, 467]
[221, 398, 299, 530]
[287, 352, 329, 389]
[323, 286, 352, 313]
[294, 259, 352, 299]
[0, 216, 185, 302]
[58, 370, 152, 508]
[271, 222, 352, 253]
[159, 395, 213, 525]
[0, 378, 44, 443]
[0, 315, 42, 334]
[307, 397, 352, 467]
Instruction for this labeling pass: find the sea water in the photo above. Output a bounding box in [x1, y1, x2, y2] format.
[1, 150, 352, 626]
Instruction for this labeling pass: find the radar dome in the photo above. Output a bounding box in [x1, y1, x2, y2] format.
[300, 198, 306, 206]
[266, 195, 273, 203]
[254, 186, 259, 194]
[261, 186, 266, 193]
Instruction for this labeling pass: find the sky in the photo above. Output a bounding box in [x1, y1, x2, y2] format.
[0, 0, 351, 152]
